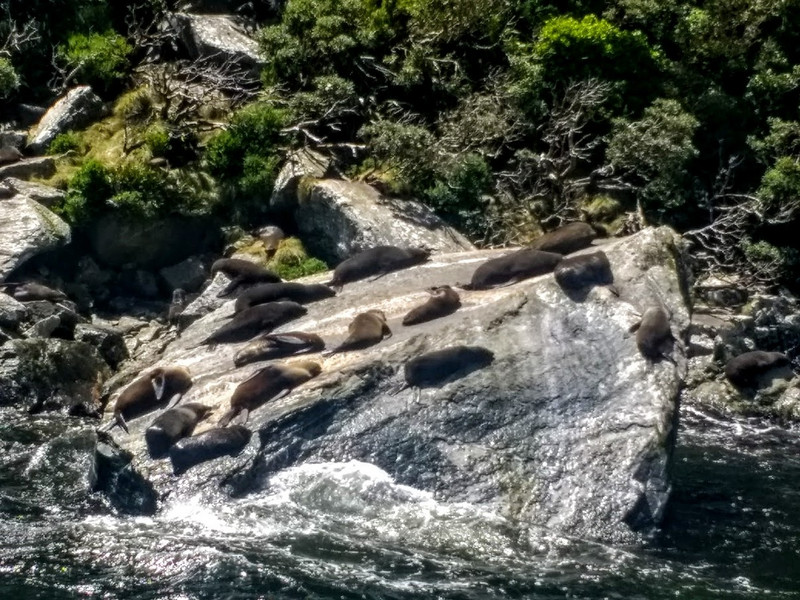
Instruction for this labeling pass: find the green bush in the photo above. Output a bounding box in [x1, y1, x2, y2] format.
[58, 159, 113, 224]
[359, 119, 438, 192]
[423, 153, 493, 237]
[57, 31, 132, 92]
[267, 237, 328, 280]
[0, 57, 20, 98]
[143, 124, 170, 157]
[757, 157, 800, 217]
[47, 131, 85, 154]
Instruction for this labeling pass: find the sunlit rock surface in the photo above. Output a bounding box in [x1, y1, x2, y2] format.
[102, 227, 690, 543]
[27, 86, 105, 154]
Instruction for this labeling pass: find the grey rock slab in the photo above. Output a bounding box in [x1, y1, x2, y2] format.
[0, 177, 65, 207]
[27, 86, 105, 154]
[271, 149, 330, 213]
[74, 323, 129, 369]
[174, 13, 263, 72]
[105, 227, 689, 544]
[296, 179, 475, 264]
[0, 195, 71, 281]
[0, 156, 56, 181]
[0, 292, 27, 328]
[160, 256, 208, 293]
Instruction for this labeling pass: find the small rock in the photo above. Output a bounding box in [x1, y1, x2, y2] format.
[115, 316, 150, 334]
[0, 177, 66, 208]
[89, 433, 157, 515]
[270, 149, 330, 212]
[25, 315, 61, 338]
[74, 323, 129, 369]
[160, 256, 208, 293]
[0, 293, 27, 329]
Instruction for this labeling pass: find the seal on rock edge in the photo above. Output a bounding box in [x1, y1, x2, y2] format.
[724, 350, 791, 388]
[218, 360, 322, 427]
[404, 346, 495, 388]
[461, 249, 562, 290]
[630, 306, 674, 362]
[233, 332, 325, 367]
[531, 222, 596, 255]
[553, 251, 615, 301]
[201, 301, 307, 346]
[323, 310, 392, 355]
[402, 285, 461, 326]
[234, 282, 335, 314]
[169, 425, 252, 475]
[211, 258, 282, 298]
[145, 403, 213, 459]
[326, 246, 431, 290]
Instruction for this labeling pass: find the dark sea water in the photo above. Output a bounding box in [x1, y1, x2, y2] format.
[2, 404, 800, 599]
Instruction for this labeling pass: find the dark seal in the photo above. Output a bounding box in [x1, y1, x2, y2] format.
[326, 246, 430, 290]
[0, 282, 68, 302]
[169, 425, 252, 475]
[402, 285, 461, 326]
[218, 360, 322, 426]
[630, 306, 673, 362]
[211, 258, 282, 297]
[201, 301, 307, 345]
[145, 403, 213, 459]
[404, 346, 495, 388]
[461, 249, 562, 290]
[323, 310, 392, 355]
[724, 350, 791, 388]
[233, 332, 325, 367]
[531, 222, 596, 255]
[553, 251, 614, 302]
[105, 366, 193, 433]
[234, 282, 336, 314]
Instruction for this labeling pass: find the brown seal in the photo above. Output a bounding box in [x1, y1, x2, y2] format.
[461, 249, 562, 290]
[201, 301, 307, 345]
[402, 285, 461, 326]
[167, 288, 186, 325]
[169, 425, 252, 475]
[211, 258, 282, 297]
[630, 306, 673, 362]
[105, 366, 193, 433]
[531, 222, 596, 255]
[234, 282, 336, 314]
[0, 282, 67, 302]
[724, 351, 791, 388]
[218, 360, 322, 426]
[326, 246, 430, 290]
[145, 403, 213, 459]
[233, 332, 325, 367]
[553, 251, 614, 301]
[323, 310, 392, 355]
[404, 346, 494, 388]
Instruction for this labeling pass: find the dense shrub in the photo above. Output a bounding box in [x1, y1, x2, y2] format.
[56, 31, 132, 93]
[47, 131, 84, 155]
[0, 58, 20, 98]
[424, 153, 493, 237]
[267, 237, 328, 280]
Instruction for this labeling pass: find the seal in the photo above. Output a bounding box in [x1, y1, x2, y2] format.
[169, 425, 252, 475]
[233, 331, 325, 367]
[326, 246, 431, 290]
[0, 282, 67, 302]
[461, 249, 562, 290]
[234, 282, 336, 314]
[724, 350, 791, 388]
[630, 306, 673, 362]
[167, 288, 186, 325]
[201, 301, 307, 345]
[211, 258, 282, 297]
[553, 251, 614, 301]
[402, 285, 461, 326]
[105, 366, 193, 433]
[531, 222, 596, 255]
[323, 310, 392, 355]
[145, 403, 213, 459]
[404, 346, 495, 388]
[218, 360, 322, 426]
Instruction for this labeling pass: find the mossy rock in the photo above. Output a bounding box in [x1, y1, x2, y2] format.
[267, 237, 327, 280]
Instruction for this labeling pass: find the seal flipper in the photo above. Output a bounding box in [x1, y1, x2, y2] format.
[217, 276, 243, 298]
[116, 413, 129, 434]
[230, 408, 250, 426]
[164, 393, 183, 410]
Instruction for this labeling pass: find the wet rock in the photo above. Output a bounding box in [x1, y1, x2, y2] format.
[24, 315, 61, 338]
[107, 227, 689, 544]
[0, 146, 22, 165]
[0, 195, 71, 280]
[0, 130, 27, 151]
[295, 179, 475, 264]
[0, 156, 56, 181]
[27, 86, 105, 154]
[0, 177, 65, 208]
[271, 149, 330, 213]
[89, 432, 157, 515]
[74, 323, 129, 369]
[173, 13, 263, 73]
[0, 293, 27, 328]
[160, 256, 208, 293]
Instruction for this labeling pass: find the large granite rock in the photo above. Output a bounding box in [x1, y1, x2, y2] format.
[296, 179, 475, 264]
[173, 13, 263, 73]
[27, 86, 105, 154]
[99, 227, 690, 543]
[0, 156, 56, 181]
[271, 149, 330, 213]
[0, 194, 71, 280]
[0, 177, 65, 207]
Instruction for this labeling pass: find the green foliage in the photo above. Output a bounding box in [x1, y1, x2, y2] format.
[740, 238, 799, 284]
[47, 131, 84, 155]
[143, 124, 170, 158]
[757, 157, 800, 217]
[0, 58, 20, 98]
[58, 159, 113, 224]
[57, 31, 132, 93]
[359, 119, 437, 192]
[267, 237, 328, 280]
[423, 153, 493, 237]
[606, 98, 699, 212]
[749, 119, 800, 165]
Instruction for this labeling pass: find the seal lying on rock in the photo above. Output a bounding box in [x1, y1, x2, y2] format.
[461, 249, 562, 290]
[630, 306, 674, 362]
[326, 246, 430, 290]
[725, 351, 791, 388]
[145, 403, 213, 459]
[233, 332, 325, 367]
[211, 258, 282, 297]
[234, 282, 335, 314]
[104, 366, 193, 433]
[531, 222, 596, 255]
[0, 282, 67, 302]
[323, 310, 392, 355]
[218, 361, 322, 426]
[404, 346, 495, 388]
[402, 285, 461, 326]
[169, 425, 252, 475]
[201, 301, 307, 345]
[554, 251, 615, 301]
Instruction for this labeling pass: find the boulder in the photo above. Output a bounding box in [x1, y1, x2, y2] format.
[173, 13, 263, 73]
[0, 130, 27, 151]
[0, 292, 27, 328]
[27, 86, 105, 154]
[89, 432, 158, 515]
[0, 177, 65, 208]
[0, 195, 71, 281]
[100, 227, 690, 544]
[74, 323, 129, 369]
[160, 256, 208, 293]
[295, 179, 475, 264]
[270, 149, 330, 213]
[0, 156, 56, 181]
